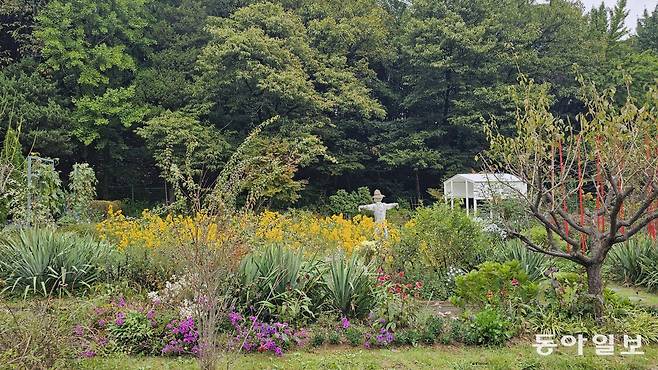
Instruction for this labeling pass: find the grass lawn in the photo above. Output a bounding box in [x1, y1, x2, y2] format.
[80, 343, 658, 370]
[610, 284, 658, 307]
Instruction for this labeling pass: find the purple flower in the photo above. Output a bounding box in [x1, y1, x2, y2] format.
[341, 317, 350, 329]
[146, 309, 156, 320]
[115, 312, 126, 326]
[73, 324, 84, 336]
[229, 312, 242, 327]
[274, 347, 283, 356]
[80, 350, 96, 358]
[97, 319, 106, 328]
[116, 297, 126, 308]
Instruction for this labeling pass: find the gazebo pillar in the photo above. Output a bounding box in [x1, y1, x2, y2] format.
[465, 181, 470, 216]
[450, 180, 454, 209]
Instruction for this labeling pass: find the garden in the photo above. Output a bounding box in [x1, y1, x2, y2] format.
[3, 0, 658, 369]
[3, 79, 658, 370]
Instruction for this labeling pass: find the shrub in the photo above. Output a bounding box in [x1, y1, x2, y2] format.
[311, 331, 326, 347]
[344, 327, 363, 346]
[327, 187, 371, 217]
[328, 330, 341, 345]
[107, 311, 159, 355]
[67, 163, 97, 222]
[255, 210, 389, 255]
[494, 239, 550, 281]
[606, 236, 655, 286]
[372, 270, 422, 330]
[447, 318, 467, 343]
[324, 255, 375, 318]
[80, 296, 180, 357]
[451, 260, 537, 315]
[364, 327, 394, 348]
[393, 328, 422, 346]
[108, 244, 175, 292]
[0, 228, 114, 297]
[394, 203, 487, 278]
[465, 309, 514, 346]
[421, 316, 444, 344]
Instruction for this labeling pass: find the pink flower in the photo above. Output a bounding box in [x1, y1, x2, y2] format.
[511, 278, 519, 287]
[415, 281, 423, 289]
[341, 317, 350, 329]
[115, 312, 126, 326]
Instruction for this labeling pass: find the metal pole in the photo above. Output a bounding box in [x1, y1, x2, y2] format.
[27, 156, 32, 224]
[466, 181, 470, 216]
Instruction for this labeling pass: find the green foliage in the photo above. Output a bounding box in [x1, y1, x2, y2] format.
[451, 261, 537, 315]
[327, 330, 341, 345]
[394, 328, 422, 346]
[637, 5, 658, 53]
[343, 327, 363, 346]
[420, 316, 443, 345]
[73, 86, 149, 146]
[67, 163, 97, 221]
[606, 236, 655, 286]
[310, 331, 325, 347]
[396, 203, 487, 273]
[34, 0, 151, 88]
[327, 187, 371, 217]
[107, 311, 158, 355]
[0, 228, 113, 297]
[137, 111, 229, 179]
[494, 239, 550, 281]
[28, 158, 65, 224]
[239, 245, 323, 324]
[464, 308, 514, 346]
[109, 244, 174, 292]
[0, 299, 77, 369]
[0, 119, 24, 223]
[324, 254, 375, 319]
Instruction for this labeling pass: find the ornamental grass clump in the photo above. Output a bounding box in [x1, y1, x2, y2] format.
[324, 254, 375, 319]
[0, 227, 113, 297]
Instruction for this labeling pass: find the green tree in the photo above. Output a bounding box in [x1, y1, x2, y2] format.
[484, 77, 658, 322]
[637, 4, 658, 53]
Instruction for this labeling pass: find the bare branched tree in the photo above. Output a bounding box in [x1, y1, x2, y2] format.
[482, 77, 658, 322]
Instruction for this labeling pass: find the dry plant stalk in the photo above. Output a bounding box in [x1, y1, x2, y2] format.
[163, 116, 308, 369]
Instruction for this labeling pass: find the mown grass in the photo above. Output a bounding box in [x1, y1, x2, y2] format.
[610, 284, 658, 307]
[80, 343, 658, 370]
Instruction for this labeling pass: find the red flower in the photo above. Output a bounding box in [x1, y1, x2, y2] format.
[415, 281, 423, 290]
[511, 278, 519, 287]
[398, 271, 405, 278]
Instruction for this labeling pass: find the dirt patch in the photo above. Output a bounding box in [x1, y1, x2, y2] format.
[421, 300, 462, 318]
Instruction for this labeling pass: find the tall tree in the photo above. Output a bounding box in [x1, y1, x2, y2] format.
[637, 4, 658, 53]
[34, 0, 153, 197]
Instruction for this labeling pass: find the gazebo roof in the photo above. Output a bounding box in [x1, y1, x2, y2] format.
[445, 173, 524, 184]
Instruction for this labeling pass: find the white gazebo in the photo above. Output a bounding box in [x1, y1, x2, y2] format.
[443, 173, 527, 216]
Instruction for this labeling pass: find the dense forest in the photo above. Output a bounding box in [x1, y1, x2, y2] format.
[1, 0, 658, 209]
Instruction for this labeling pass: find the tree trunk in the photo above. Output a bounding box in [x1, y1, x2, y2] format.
[586, 263, 605, 323]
